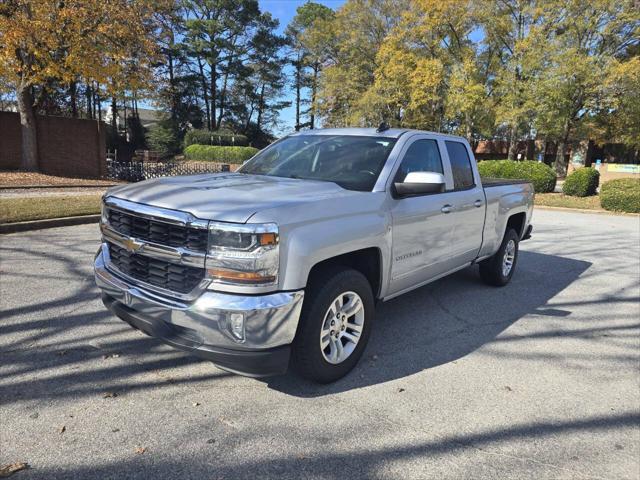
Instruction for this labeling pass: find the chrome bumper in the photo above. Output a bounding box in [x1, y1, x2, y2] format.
[94, 244, 304, 375]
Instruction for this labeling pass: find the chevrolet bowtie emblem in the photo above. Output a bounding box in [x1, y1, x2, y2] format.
[123, 237, 144, 253]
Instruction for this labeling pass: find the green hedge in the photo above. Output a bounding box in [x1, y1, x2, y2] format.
[184, 129, 249, 147]
[600, 178, 640, 213]
[478, 160, 557, 193]
[183, 144, 259, 164]
[562, 167, 600, 197]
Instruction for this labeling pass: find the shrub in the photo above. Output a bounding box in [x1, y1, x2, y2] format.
[183, 144, 259, 164]
[600, 178, 640, 213]
[146, 121, 181, 158]
[478, 160, 557, 193]
[184, 129, 249, 147]
[562, 167, 600, 197]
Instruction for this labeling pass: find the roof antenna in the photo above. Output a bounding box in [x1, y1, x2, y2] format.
[376, 121, 390, 133]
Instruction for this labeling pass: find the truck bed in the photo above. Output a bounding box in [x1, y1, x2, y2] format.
[482, 178, 530, 188]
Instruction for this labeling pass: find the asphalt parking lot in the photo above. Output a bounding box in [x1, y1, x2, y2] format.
[1, 209, 639, 479]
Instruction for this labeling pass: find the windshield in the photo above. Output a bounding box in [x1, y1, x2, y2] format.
[239, 135, 397, 192]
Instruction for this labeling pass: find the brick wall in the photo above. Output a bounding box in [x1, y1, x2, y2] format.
[0, 112, 22, 169]
[473, 140, 536, 160]
[0, 111, 106, 178]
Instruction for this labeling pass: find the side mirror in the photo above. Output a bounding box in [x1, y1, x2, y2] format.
[394, 171, 446, 197]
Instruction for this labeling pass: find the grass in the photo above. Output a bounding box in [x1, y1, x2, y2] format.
[0, 195, 102, 224]
[0, 171, 119, 186]
[534, 193, 602, 210]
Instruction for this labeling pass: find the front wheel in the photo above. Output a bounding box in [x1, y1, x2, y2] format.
[479, 228, 520, 287]
[292, 266, 375, 383]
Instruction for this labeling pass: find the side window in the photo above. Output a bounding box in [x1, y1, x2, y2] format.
[395, 139, 443, 182]
[445, 141, 475, 190]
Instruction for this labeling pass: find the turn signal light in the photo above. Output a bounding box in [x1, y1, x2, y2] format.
[207, 268, 276, 284]
[258, 232, 277, 246]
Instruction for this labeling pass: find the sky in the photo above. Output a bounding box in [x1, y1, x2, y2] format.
[258, 0, 346, 133]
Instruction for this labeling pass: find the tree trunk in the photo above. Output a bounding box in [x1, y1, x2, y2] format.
[86, 83, 93, 119]
[507, 123, 518, 160]
[464, 111, 472, 143]
[555, 121, 571, 177]
[17, 81, 39, 171]
[95, 83, 102, 123]
[310, 63, 319, 130]
[69, 81, 78, 117]
[256, 84, 265, 132]
[555, 140, 567, 176]
[167, 50, 176, 122]
[111, 97, 118, 130]
[197, 58, 211, 130]
[555, 124, 571, 177]
[217, 64, 230, 128]
[294, 54, 301, 131]
[210, 62, 217, 131]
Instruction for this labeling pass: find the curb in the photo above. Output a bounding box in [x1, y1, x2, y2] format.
[0, 214, 101, 234]
[0, 184, 118, 190]
[534, 205, 639, 216]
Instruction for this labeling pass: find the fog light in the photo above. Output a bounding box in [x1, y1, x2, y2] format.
[220, 312, 245, 343]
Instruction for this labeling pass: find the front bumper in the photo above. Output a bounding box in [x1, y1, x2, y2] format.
[94, 245, 304, 377]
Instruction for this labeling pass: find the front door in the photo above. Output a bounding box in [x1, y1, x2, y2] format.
[389, 137, 459, 295]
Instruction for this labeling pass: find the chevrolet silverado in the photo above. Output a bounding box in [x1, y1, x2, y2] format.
[95, 128, 533, 383]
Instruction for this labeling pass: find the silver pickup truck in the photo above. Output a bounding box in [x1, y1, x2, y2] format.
[95, 128, 533, 383]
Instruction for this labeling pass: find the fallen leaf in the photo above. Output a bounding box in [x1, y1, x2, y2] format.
[134, 447, 146, 455]
[217, 417, 236, 428]
[398, 388, 405, 393]
[206, 438, 216, 444]
[103, 392, 118, 398]
[504, 386, 513, 392]
[59, 425, 66, 434]
[0, 462, 29, 477]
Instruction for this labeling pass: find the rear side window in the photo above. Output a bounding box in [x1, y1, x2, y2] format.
[395, 139, 443, 182]
[445, 141, 475, 190]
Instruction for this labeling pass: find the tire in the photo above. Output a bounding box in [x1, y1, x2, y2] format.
[479, 228, 520, 287]
[292, 266, 375, 383]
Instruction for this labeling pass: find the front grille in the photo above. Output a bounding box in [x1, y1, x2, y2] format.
[107, 208, 208, 252]
[107, 242, 205, 294]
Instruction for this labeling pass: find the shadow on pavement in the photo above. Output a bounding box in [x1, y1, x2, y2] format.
[20, 411, 640, 479]
[264, 250, 594, 397]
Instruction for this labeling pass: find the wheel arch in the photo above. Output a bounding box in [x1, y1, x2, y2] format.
[307, 248, 383, 299]
[506, 212, 527, 239]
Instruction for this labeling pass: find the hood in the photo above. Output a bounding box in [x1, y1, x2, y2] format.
[106, 173, 361, 223]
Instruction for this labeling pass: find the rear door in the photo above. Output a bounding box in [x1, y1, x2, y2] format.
[442, 140, 485, 264]
[388, 135, 461, 295]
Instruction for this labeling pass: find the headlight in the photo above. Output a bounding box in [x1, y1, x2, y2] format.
[206, 222, 279, 287]
[100, 200, 108, 225]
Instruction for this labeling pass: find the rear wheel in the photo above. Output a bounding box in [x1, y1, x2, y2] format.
[292, 266, 374, 383]
[479, 228, 520, 287]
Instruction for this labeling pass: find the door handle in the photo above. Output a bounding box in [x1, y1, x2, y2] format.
[441, 204, 453, 214]
[474, 199, 483, 208]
